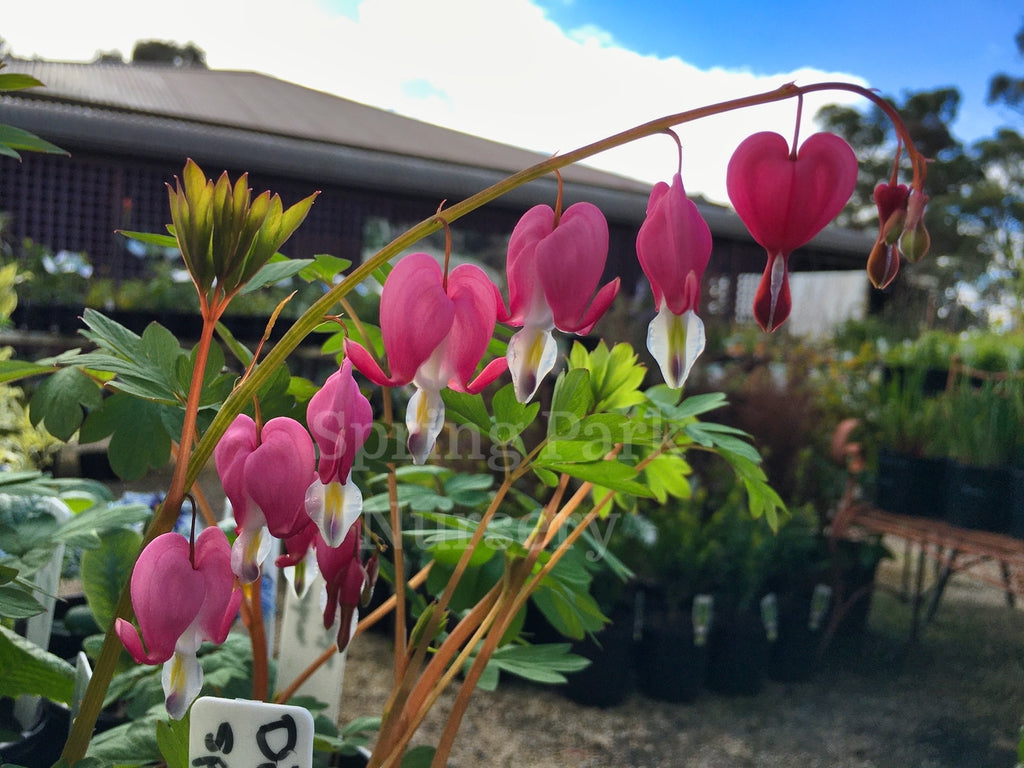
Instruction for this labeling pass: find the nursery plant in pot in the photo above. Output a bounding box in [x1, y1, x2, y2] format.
[936, 379, 1016, 533]
[699, 486, 773, 697]
[761, 504, 831, 682]
[870, 366, 946, 520]
[615, 500, 714, 704]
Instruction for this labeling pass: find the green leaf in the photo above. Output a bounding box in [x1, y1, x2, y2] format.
[0, 124, 67, 156]
[643, 452, 693, 503]
[534, 459, 653, 497]
[0, 72, 46, 91]
[29, 366, 103, 439]
[684, 421, 762, 464]
[673, 391, 729, 419]
[490, 383, 538, 443]
[0, 583, 46, 619]
[488, 642, 590, 684]
[79, 308, 143, 359]
[79, 394, 173, 480]
[298, 253, 353, 284]
[116, 230, 180, 250]
[441, 389, 492, 434]
[55, 501, 150, 550]
[400, 745, 437, 768]
[156, 715, 191, 768]
[85, 712, 162, 764]
[81, 527, 142, 631]
[442, 473, 494, 507]
[0, 624, 74, 704]
[0, 359, 56, 385]
[239, 257, 314, 294]
[548, 368, 594, 439]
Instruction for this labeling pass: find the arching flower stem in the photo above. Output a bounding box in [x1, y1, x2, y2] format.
[66, 78, 928, 767]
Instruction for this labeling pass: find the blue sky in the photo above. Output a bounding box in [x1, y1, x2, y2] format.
[534, 0, 1023, 142]
[5, 0, 1021, 201]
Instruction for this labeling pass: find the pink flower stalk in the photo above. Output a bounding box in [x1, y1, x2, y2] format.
[636, 173, 713, 388]
[214, 414, 317, 582]
[115, 528, 241, 719]
[304, 359, 373, 547]
[503, 202, 620, 402]
[726, 131, 858, 332]
[315, 519, 376, 652]
[345, 253, 506, 464]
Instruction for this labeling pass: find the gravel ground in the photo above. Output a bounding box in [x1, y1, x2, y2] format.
[339, 553, 1024, 768]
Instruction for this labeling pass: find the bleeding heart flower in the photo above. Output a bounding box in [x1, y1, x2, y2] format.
[115, 528, 241, 719]
[214, 414, 317, 582]
[503, 202, 620, 402]
[636, 173, 712, 388]
[726, 131, 857, 331]
[345, 252, 506, 464]
[315, 519, 376, 651]
[304, 359, 373, 547]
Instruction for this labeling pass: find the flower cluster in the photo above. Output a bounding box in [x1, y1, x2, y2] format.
[117, 360, 376, 717]
[115, 117, 926, 724]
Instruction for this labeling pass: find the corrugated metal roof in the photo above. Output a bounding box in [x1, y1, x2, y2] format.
[1, 58, 650, 193]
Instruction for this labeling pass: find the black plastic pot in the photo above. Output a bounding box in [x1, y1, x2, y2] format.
[560, 617, 635, 708]
[1009, 468, 1024, 540]
[0, 698, 69, 768]
[704, 605, 768, 696]
[635, 615, 707, 703]
[943, 461, 1011, 533]
[767, 588, 822, 682]
[876, 449, 947, 519]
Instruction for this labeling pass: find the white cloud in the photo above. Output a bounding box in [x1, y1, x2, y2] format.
[2, 0, 867, 203]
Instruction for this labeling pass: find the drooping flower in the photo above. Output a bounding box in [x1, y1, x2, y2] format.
[345, 253, 506, 464]
[214, 414, 317, 582]
[636, 173, 713, 388]
[315, 519, 377, 652]
[115, 528, 241, 719]
[867, 181, 910, 289]
[726, 131, 858, 331]
[304, 359, 373, 547]
[503, 202, 620, 402]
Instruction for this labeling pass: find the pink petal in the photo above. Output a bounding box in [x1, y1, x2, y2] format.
[636, 174, 713, 315]
[505, 205, 555, 326]
[343, 339, 398, 387]
[444, 264, 500, 388]
[125, 533, 205, 664]
[244, 417, 316, 539]
[572, 277, 620, 336]
[727, 132, 857, 255]
[536, 202, 610, 333]
[753, 254, 792, 332]
[192, 526, 241, 645]
[213, 415, 258, 529]
[308, 359, 373, 483]
[380, 253, 454, 383]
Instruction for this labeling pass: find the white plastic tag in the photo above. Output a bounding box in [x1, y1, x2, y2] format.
[188, 696, 314, 768]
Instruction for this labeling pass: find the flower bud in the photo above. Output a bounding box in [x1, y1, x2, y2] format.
[867, 238, 900, 289]
[898, 191, 930, 262]
[167, 158, 318, 306]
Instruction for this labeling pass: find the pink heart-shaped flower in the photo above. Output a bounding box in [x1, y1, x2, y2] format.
[726, 131, 858, 256]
